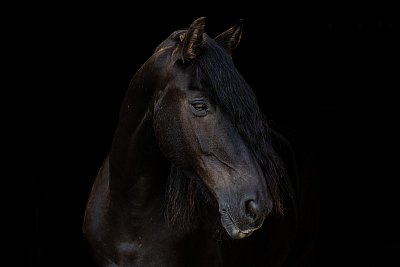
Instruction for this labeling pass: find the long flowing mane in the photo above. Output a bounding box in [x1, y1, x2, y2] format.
[165, 34, 292, 231]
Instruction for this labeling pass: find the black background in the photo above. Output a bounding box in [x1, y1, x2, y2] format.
[2, 3, 398, 267]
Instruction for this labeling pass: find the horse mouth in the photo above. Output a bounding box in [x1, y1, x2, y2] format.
[220, 209, 263, 239]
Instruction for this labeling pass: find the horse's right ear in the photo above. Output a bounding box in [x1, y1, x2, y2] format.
[180, 17, 207, 61]
[214, 19, 243, 54]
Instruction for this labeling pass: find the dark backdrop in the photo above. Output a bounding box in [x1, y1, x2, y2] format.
[2, 3, 397, 267]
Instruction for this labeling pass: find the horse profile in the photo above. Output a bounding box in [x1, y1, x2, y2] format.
[83, 17, 319, 267]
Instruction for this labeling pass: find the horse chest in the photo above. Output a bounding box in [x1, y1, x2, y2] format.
[110, 229, 186, 267]
[114, 240, 142, 265]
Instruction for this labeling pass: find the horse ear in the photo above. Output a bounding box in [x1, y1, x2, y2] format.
[180, 17, 207, 61]
[214, 19, 243, 54]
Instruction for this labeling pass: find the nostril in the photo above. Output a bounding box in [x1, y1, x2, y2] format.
[245, 200, 259, 220]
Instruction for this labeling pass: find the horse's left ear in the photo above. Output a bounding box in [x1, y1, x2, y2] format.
[180, 17, 207, 61]
[214, 19, 243, 54]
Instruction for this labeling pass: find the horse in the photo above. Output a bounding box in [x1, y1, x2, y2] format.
[82, 17, 319, 267]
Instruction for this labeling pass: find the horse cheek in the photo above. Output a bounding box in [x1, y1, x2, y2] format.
[153, 105, 191, 167]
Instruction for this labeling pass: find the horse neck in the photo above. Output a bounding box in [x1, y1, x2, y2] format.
[108, 108, 168, 211]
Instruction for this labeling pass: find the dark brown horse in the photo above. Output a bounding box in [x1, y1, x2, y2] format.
[83, 17, 319, 267]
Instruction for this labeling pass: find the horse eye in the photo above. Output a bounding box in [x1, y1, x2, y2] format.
[192, 103, 208, 111]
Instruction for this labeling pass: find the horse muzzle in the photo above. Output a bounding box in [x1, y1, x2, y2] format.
[220, 206, 266, 239]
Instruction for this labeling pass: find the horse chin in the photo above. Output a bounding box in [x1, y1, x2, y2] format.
[226, 226, 254, 239]
[220, 210, 264, 239]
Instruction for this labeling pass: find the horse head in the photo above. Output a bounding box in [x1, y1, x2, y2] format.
[142, 17, 286, 239]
